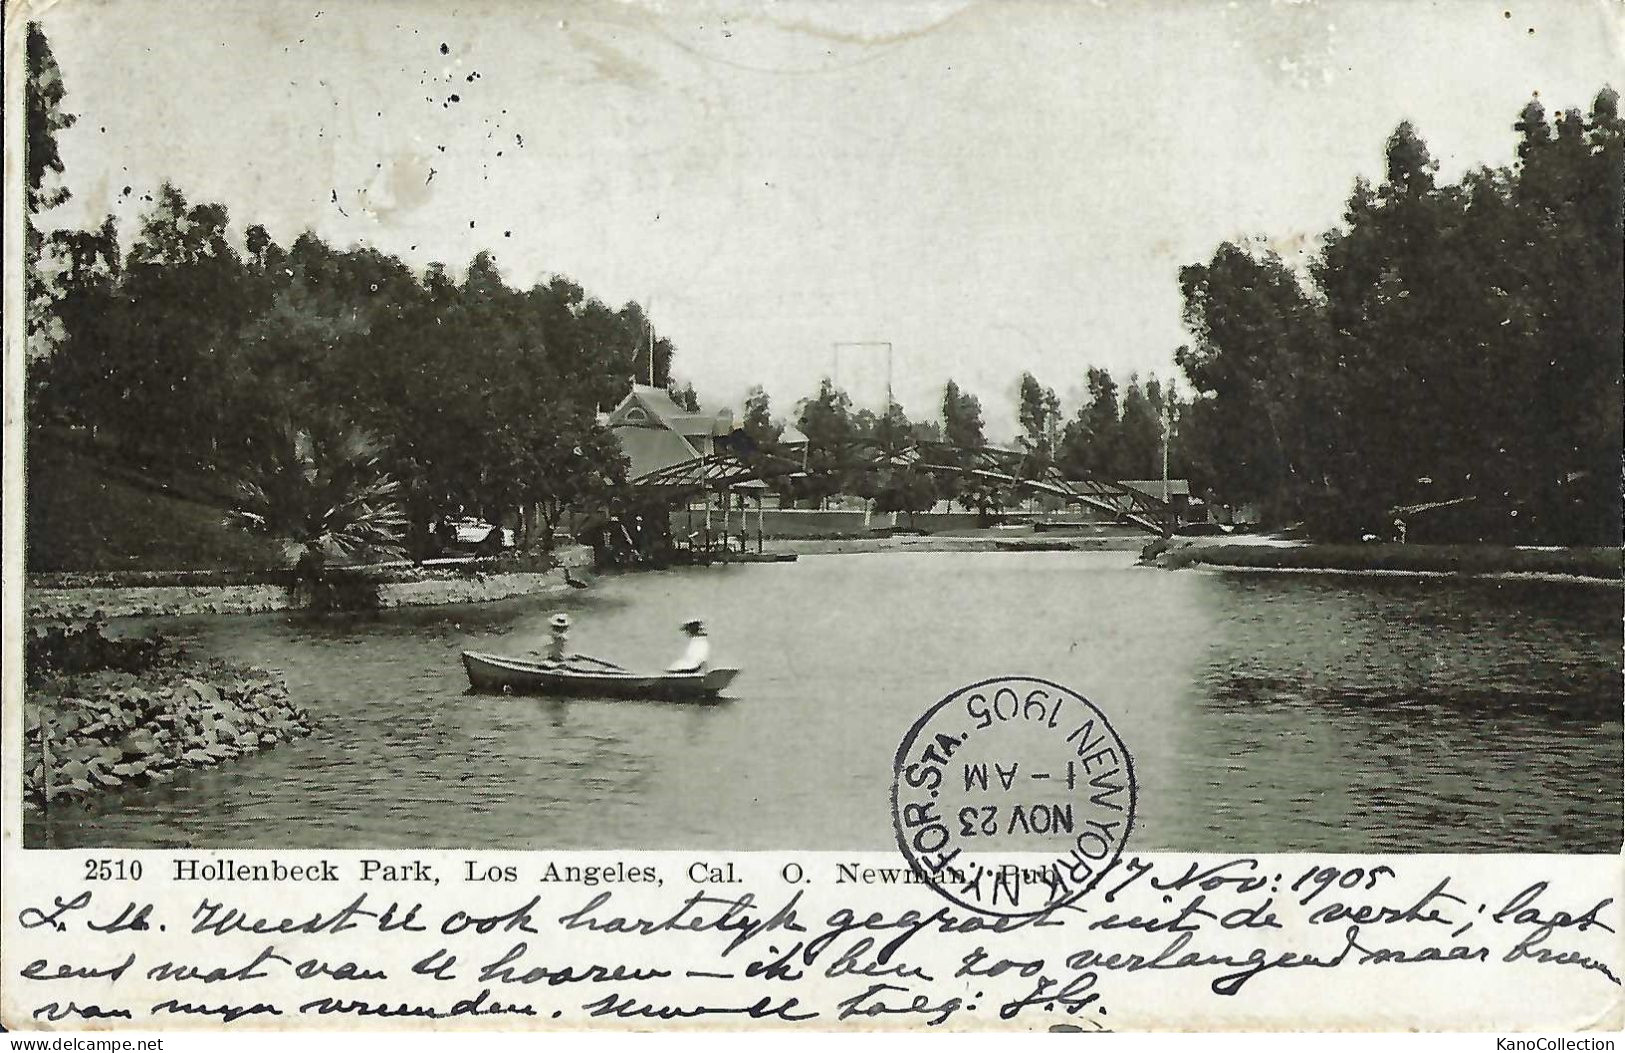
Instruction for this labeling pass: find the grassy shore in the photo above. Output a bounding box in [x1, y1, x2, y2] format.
[26, 443, 285, 573]
[1181, 542, 1621, 581]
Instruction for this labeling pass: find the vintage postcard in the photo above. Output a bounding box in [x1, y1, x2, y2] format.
[2, 0, 1621, 1037]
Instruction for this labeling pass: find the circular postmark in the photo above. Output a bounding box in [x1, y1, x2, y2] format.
[890, 675, 1136, 917]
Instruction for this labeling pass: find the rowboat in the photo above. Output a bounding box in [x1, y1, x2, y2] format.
[461, 651, 740, 701]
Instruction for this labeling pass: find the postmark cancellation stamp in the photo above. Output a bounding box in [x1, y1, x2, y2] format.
[891, 675, 1137, 918]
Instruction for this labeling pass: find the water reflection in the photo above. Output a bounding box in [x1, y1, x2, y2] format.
[29, 552, 1622, 852]
[1168, 572, 1622, 852]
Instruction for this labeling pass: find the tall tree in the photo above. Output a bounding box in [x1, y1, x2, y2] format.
[1176, 94, 1621, 542]
[36, 217, 123, 431]
[25, 24, 75, 215]
[25, 23, 78, 360]
[864, 401, 937, 520]
[942, 379, 1003, 521]
[1059, 367, 1120, 478]
[1178, 242, 1327, 519]
[872, 401, 912, 454]
[741, 385, 782, 448]
[111, 185, 253, 467]
[942, 380, 986, 449]
[1575, 88, 1625, 540]
[1016, 372, 1061, 478]
[669, 381, 701, 413]
[1115, 375, 1164, 480]
[794, 378, 856, 506]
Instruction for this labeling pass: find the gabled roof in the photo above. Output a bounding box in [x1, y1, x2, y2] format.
[607, 385, 735, 436]
[613, 425, 701, 482]
[608, 385, 690, 429]
[608, 385, 737, 444]
[635, 384, 692, 420]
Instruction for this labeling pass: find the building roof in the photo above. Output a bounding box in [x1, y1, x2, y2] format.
[612, 425, 701, 482]
[666, 411, 735, 438]
[608, 385, 733, 437]
[1117, 479, 1191, 500]
[610, 386, 752, 485]
[618, 384, 691, 424]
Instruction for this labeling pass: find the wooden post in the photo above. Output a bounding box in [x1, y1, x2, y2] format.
[757, 494, 764, 553]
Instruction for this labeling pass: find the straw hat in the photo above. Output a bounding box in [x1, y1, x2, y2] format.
[550, 613, 572, 631]
[681, 619, 705, 634]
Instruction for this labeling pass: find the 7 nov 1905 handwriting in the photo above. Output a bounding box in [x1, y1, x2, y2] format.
[11, 853, 1619, 1030]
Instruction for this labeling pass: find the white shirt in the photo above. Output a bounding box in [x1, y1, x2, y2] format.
[668, 635, 710, 673]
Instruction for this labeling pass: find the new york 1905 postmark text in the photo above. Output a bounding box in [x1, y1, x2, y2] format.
[891, 675, 1136, 917]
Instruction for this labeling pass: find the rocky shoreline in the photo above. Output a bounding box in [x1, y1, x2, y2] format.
[24, 662, 313, 814]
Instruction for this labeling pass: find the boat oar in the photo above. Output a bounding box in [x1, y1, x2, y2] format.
[571, 654, 628, 672]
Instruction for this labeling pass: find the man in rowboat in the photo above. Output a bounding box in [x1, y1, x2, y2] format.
[667, 619, 710, 674]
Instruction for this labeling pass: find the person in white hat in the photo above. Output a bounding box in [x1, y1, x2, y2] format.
[667, 618, 710, 673]
[544, 613, 572, 665]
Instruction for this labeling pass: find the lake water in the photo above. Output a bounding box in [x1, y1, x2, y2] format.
[31, 551, 1623, 852]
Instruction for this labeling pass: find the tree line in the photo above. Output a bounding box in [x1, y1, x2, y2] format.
[733, 365, 1191, 522]
[1176, 93, 1622, 544]
[738, 90, 1622, 542]
[25, 24, 684, 557]
[32, 192, 674, 547]
[29, 19, 1618, 549]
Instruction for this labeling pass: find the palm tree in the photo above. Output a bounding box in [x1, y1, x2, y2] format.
[225, 420, 407, 590]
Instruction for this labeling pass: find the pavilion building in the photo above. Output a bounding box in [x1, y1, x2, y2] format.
[606, 385, 734, 483]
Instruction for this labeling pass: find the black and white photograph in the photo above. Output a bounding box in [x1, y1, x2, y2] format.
[13, 0, 1621, 870]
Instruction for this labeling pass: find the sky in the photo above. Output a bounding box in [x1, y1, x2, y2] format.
[35, 0, 1624, 438]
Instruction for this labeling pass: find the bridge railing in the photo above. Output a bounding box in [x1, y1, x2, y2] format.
[627, 439, 1172, 536]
